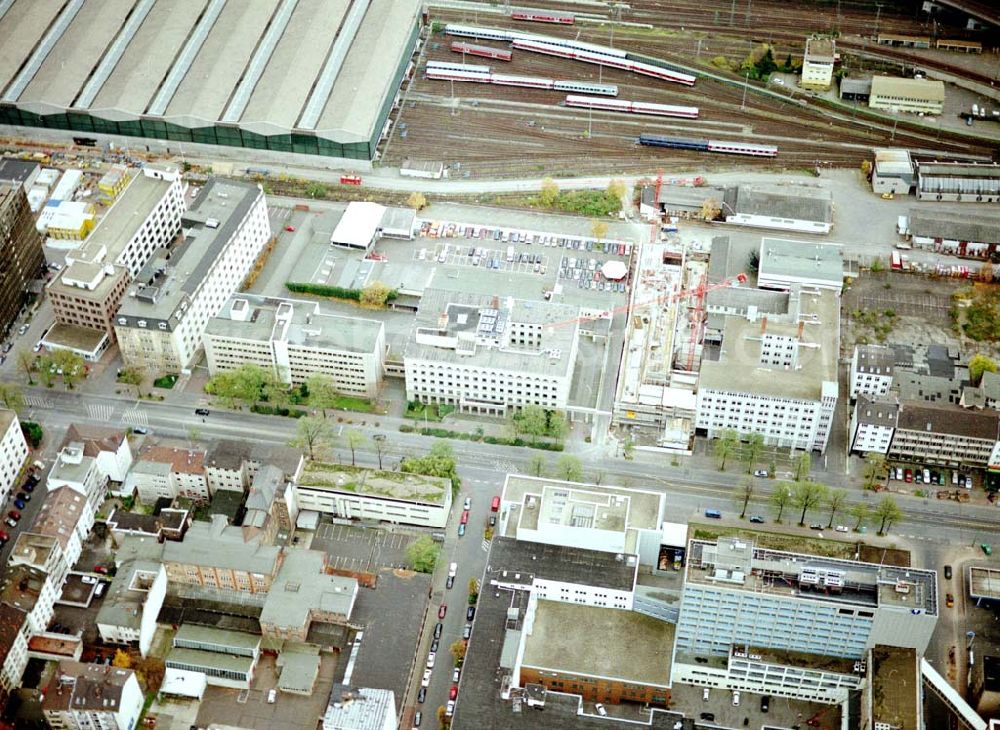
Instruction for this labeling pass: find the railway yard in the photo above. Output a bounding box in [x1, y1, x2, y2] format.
[380, 0, 998, 179]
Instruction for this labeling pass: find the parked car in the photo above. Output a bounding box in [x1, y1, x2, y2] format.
[761, 695, 770, 713]
[753, 469, 768, 478]
[904, 469, 913, 483]
[434, 622, 442, 639]
[944, 565, 953, 580]
[463, 497, 471, 510]
[445, 700, 455, 717]
[195, 408, 210, 416]
[413, 710, 422, 727]
[132, 427, 148, 435]
[446, 575, 454, 589]
[438, 604, 447, 619]
[466, 606, 476, 621]
[284, 225, 295, 232]
[946, 593, 955, 608]
[0, 530, 9, 545]
[16, 491, 29, 502]
[13, 498, 25, 510]
[749, 515, 765, 524]
[417, 687, 427, 703]
[421, 670, 432, 688]
[449, 685, 458, 700]
[809, 523, 824, 531]
[460, 510, 469, 525]
[430, 639, 439, 653]
[452, 667, 461, 683]
[700, 713, 715, 722]
[4, 518, 16, 529]
[732, 690, 741, 706]
[703, 688, 710, 701]
[267, 689, 277, 703]
[595, 704, 607, 717]
[457, 524, 465, 537]
[7, 510, 20, 521]
[425, 652, 435, 669]
[462, 624, 471, 640]
[835, 525, 849, 533]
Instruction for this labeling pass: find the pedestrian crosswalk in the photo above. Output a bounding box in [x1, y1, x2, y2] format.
[87, 403, 115, 422]
[23, 394, 53, 408]
[121, 408, 148, 427]
[481, 539, 491, 553]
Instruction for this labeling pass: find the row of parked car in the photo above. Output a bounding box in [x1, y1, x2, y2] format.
[891, 466, 971, 488]
[418, 221, 632, 257]
[0, 466, 41, 547]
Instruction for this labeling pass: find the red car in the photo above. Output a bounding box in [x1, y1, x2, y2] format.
[438, 604, 447, 619]
[7, 510, 20, 521]
[449, 685, 458, 700]
[284, 225, 295, 232]
[0, 530, 9, 543]
[93, 566, 109, 575]
[904, 469, 913, 483]
[460, 510, 469, 525]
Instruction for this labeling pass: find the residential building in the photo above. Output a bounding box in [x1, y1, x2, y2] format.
[0, 603, 29, 693]
[42, 662, 143, 730]
[95, 561, 166, 657]
[849, 396, 898, 454]
[8, 533, 66, 584]
[322, 687, 398, 730]
[0, 184, 43, 337]
[48, 443, 108, 537]
[871, 148, 915, 195]
[115, 178, 271, 374]
[888, 402, 1000, 468]
[165, 625, 260, 689]
[671, 537, 938, 703]
[45, 165, 184, 361]
[850, 345, 895, 399]
[801, 37, 835, 90]
[106, 508, 189, 546]
[757, 238, 844, 293]
[405, 288, 580, 415]
[60, 424, 133, 485]
[498, 476, 666, 565]
[205, 295, 386, 397]
[696, 288, 840, 452]
[204, 439, 304, 494]
[0, 409, 28, 506]
[32, 488, 89, 580]
[869, 76, 945, 115]
[243, 465, 295, 546]
[125, 446, 207, 504]
[295, 462, 452, 529]
[916, 161, 1000, 204]
[0, 565, 56, 694]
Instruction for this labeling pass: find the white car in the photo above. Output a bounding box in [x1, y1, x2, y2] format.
[267, 688, 277, 703]
[81, 576, 97, 585]
[446, 700, 455, 717]
[703, 688, 710, 701]
[426, 652, 435, 669]
[452, 667, 461, 682]
[32, 343, 42, 353]
[835, 525, 849, 533]
[595, 703, 607, 717]
[753, 469, 768, 478]
[421, 669, 432, 688]
[732, 690, 741, 706]
[463, 497, 471, 510]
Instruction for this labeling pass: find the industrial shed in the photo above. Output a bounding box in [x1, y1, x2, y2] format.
[908, 210, 1000, 257]
[0, 0, 421, 162]
[916, 162, 1000, 204]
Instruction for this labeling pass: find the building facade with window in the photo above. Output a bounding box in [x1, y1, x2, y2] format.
[801, 37, 835, 90]
[0, 184, 43, 339]
[115, 179, 271, 374]
[0, 409, 28, 507]
[42, 662, 143, 730]
[869, 76, 945, 115]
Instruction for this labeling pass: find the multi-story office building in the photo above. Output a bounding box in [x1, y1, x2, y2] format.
[672, 537, 938, 703]
[696, 288, 840, 452]
[850, 345, 895, 400]
[801, 37, 835, 90]
[888, 402, 1000, 468]
[0, 184, 43, 337]
[205, 295, 385, 398]
[405, 288, 580, 415]
[849, 395, 898, 454]
[115, 179, 271, 374]
[42, 662, 143, 730]
[45, 165, 184, 361]
[0, 409, 29, 506]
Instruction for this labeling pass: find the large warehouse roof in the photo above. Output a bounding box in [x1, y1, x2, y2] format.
[0, 0, 420, 147]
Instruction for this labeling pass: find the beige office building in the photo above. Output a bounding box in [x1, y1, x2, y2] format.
[869, 76, 945, 115]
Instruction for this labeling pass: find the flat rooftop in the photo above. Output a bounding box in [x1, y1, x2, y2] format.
[736, 645, 858, 675]
[259, 549, 357, 631]
[521, 599, 673, 686]
[871, 645, 919, 730]
[299, 462, 450, 505]
[160, 517, 280, 576]
[175, 624, 261, 653]
[970, 566, 1000, 600]
[758, 237, 844, 287]
[166, 647, 255, 676]
[207, 295, 383, 354]
[686, 538, 937, 615]
[908, 210, 1000, 244]
[486, 538, 638, 594]
[728, 184, 833, 225]
[699, 288, 839, 401]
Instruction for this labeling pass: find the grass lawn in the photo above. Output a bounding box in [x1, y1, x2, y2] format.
[690, 523, 858, 560]
[328, 395, 374, 413]
[404, 402, 454, 422]
[152, 373, 178, 389]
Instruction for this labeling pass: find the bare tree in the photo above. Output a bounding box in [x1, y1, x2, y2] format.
[737, 477, 754, 519]
[290, 416, 334, 460]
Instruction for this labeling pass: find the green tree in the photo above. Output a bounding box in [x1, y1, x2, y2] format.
[290, 415, 334, 460]
[714, 429, 738, 471]
[545, 411, 568, 440]
[744, 432, 765, 474]
[513, 405, 548, 443]
[737, 476, 755, 519]
[345, 429, 365, 466]
[970, 354, 998, 385]
[468, 578, 480, 601]
[36, 356, 56, 388]
[372, 434, 387, 470]
[863, 452, 888, 490]
[874, 495, 903, 535]
[15, 349, 36, 385]
[557, 454, 583, 482]
[20, 421, 43, 449]
[792, 481, 828, 526]
[794, 451, 812, 481]
[539, 177, 559, 207]
[770, 482, 793, 523]
[305, 182, 327, 199]
[849, 501, 871, 532]
[360, 281, 392, 308]
[527, 454, 545, 477]
[0, 383, 24, 413]
[401, 442, 460, 494]
[825, 488, 849, 528]
[405, 535, 440, 573]
[117, 366, 144, 387]
[305, 374, 340, 417]
[622, 438, 635, 460]
[51, 350, 85, 389]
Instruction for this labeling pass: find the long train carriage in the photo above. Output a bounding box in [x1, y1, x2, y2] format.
[638, 134, 708, 151]
[511, 11, 574, 24]
[425, 67, 491, 83]
[444, 24, 628, 58]
[638, 133, 777, 157]
[490, 73, 556, 90]
[566, 95, 698, 118]
[426, 60, 491, 75]
[450, 42, 513, 61]
[552, 80, 618, 97]
[706, 140, 777, 157]
[512, 39, 696, 86]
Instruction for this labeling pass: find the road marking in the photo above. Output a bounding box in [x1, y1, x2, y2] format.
[88, 403, 115, 422]
[121, 407, 148, 427]
[24, 395, 53, 408]
[481, 539, 491, 552]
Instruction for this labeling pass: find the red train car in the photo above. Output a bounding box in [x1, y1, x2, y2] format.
[450, 41, 512, 62]
[340, 175, 362, 185]
[511, 11, 574, 24]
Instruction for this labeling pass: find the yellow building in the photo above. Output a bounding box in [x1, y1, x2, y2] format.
[46, 201, 96, 241]
[98, 165, 130, 200]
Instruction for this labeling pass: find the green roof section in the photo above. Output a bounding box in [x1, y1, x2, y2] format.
[300, 462, 450, 505]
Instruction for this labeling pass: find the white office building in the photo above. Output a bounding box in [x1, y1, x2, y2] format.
[672, 537, 938, 703]
[849, 396, 898, 454]
[205, 295, 386, 398]
[0, 409, 28, 506]
[757, 238, 844, 293]
[696, 289, 840, 452]
[405, 288, 580, 416]
[96, 562, 167, 657]
[850, 345, 895, 400]
[115, 179, 271, 374]
[801, 37, 835, 90]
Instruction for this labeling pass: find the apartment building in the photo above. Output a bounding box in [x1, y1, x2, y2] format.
[44, 165, 184, 361]
[869, 76, 945, 115]
[849, 396, 899, 454]
[801, 37, 836, 90]
[888, 402, 1000, 468]
[0, 409, 29, 506]
[0, 184, 44, 337]
[696, 289, 840, 452]
[0, 566, 57, 694]
[405, 288, 580, 415]
[95, 562, 167, 657]
[32, 489, 88, 582]
[125, 446, 207, 504]
[850, 345, 895, 400]
[205, 295, 385, 397]
[115, 179, 271, 374]
[203, 439, 303, 494]
[48, 443, 107, 538]
[42, 662, 143, 730]
[61, 424, 133, 485]
[672, 537, 938, 703]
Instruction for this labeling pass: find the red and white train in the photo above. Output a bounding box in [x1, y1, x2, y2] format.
[565, 95, 699, 119]
[510, 11, 574, 24]
[511, 38, 696, 86]
[450, 41, 512, 62]
[425, 66, 619, 96]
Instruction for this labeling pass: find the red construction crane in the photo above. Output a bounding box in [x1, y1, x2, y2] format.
[685, 269, 710, 372]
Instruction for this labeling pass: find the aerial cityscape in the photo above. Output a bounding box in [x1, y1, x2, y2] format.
[0, 1, 998, 729]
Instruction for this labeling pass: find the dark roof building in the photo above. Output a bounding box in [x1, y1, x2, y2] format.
[916, 161, 1000, 203]
[889, 402, 1000, 468]
[0, 184, 44, 338]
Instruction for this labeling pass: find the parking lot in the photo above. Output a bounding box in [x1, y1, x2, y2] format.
[669, 683, 838, 729]
[310, 521, 418, 573]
